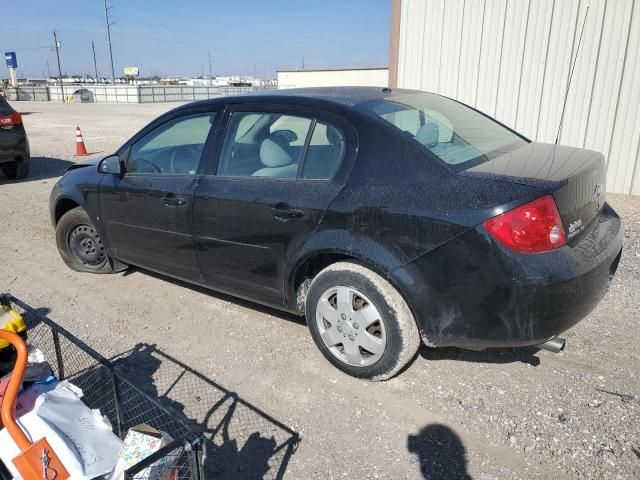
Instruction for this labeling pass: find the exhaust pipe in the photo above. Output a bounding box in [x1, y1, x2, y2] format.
[538, 337, 566, 353]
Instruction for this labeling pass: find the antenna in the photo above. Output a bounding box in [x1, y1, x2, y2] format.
[556, 6, 589, 144]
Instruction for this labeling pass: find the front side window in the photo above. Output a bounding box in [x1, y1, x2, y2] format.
[127, 112, 215, 175]
[362, 93, 527, 171]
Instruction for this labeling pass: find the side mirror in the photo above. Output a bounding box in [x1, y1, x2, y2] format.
[98, 155, 123, 175]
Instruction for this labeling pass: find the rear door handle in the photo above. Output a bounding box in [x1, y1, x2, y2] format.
[162, 194, 186, 207]
[270, 204, 304, 220]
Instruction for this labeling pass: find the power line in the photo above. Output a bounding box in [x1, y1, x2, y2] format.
[104, 0, 116, 83]
[52, 30, 64, 103]
[2, 45, 52, 51]
[208, 50, 213, 83]
[91, 40, 99, 82]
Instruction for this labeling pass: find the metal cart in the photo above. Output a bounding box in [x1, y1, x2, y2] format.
[0, 294, 204, 480]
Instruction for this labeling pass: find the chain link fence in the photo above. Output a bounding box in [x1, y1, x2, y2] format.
[4, 86, 50, 101]
[4, 85, 276, 104]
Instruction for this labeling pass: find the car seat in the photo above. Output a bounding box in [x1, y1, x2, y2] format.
[252, 137, 298, 178]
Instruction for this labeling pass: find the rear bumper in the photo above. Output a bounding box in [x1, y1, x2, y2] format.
[0, 129, 29, 164]
[392, 203, 623, 349]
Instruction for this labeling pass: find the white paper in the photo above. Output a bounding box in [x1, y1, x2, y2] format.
[0, 380, 122, 479]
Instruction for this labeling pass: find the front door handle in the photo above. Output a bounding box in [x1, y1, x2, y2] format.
[270, 203, 304, 220]
[162, 194, 186, 207]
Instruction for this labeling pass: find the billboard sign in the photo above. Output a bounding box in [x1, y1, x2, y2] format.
[123, 66, 139, 76]
[5, 52, 17, 69]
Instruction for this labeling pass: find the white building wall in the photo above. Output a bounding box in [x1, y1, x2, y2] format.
[397, 0, 640, 195]
[277, 68, 389, 89]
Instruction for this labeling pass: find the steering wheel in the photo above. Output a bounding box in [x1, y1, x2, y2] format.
[131, 157, 161, 173]
[169, 146, 201, 174]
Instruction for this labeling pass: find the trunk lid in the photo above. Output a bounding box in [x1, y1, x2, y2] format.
[0, 97, 17, 143]
[461, 142, 606, 244]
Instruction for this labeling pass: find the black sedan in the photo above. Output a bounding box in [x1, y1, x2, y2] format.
[0, 97, 29, 179]
[49, 87, 623, 380]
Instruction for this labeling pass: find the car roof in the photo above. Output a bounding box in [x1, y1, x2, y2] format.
[175, 86, 428, 113]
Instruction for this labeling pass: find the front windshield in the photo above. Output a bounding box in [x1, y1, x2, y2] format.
[361, 92, 528, 171]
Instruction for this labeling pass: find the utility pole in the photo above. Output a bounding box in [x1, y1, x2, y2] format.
[208, 50, 213, 84]
[104, 0, 116, 84]
[91, 41, 99, 83]
[53, 30, 64, 103]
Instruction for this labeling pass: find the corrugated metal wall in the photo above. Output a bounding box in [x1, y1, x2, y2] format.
[396, 0, 640, 195]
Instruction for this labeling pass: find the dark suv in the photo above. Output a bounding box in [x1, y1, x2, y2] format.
[0, 97, 30, 180]
[49, 87, 622, 380]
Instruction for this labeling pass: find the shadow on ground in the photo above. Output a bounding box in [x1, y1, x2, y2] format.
[125, 266, 307, 327]
[408, 424, 471, 480]
[0, 156, 75, 184]
[112, 343, 300, 480]
[420, 345, 541, 366]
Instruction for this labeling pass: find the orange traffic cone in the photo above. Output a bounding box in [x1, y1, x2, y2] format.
[74, 126, 88, 156]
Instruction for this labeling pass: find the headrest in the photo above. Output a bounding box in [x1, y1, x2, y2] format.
[415, 122, 439, 148]
[326, 125, 342, 145]
[260, 138, 292, 167]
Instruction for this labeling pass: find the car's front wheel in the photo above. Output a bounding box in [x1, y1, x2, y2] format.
[305, 261, 421, 381]
[55, 207, 114, 273]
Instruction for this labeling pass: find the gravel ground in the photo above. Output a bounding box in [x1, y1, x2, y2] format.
[1, 101, 639, 479]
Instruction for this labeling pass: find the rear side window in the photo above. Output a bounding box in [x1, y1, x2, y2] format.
[217, 111, 344, 180]
[218, 112, 312, 178]
[364, 92, 527, 171]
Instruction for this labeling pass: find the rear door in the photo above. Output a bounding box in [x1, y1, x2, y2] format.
[193, 104, 355, 304]
[99, 109, 219, 280]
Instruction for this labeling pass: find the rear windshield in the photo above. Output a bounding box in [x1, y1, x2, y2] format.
[0, 97, 12, 114]
[361, 92, 528, 172]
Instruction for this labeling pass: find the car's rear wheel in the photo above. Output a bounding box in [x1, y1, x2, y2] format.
[305, 261, 420, 380]
[56, 207, 114, 273]
[1, 157, 29, 180]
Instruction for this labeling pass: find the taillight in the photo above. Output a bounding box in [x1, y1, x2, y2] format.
[0, 112, 22, 126]
[483, 195, 566, 253]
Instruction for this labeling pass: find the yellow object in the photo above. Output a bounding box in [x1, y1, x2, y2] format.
[0, 306, 26, 349]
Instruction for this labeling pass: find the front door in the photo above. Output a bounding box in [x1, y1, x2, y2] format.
[193, 106, 352, 304]
[99, 111, 217, 280]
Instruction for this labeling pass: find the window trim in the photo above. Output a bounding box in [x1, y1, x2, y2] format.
[210, 103, 349, 182]
[296, 118, 317, 179]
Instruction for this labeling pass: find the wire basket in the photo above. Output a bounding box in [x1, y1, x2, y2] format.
[0, 294, 204, 480]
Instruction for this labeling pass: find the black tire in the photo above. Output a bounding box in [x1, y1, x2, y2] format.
[2, 157, 29, 180]
[305, 261, 421, 381]
[55, 207, 114, 273]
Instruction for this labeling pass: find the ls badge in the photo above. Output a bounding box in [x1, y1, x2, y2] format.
[568, 218, 584, 239]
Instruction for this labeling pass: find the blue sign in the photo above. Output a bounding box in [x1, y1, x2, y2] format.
[5, 52, 17, 69]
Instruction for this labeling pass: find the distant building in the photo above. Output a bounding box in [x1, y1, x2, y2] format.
[276, 67, 389, 89]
